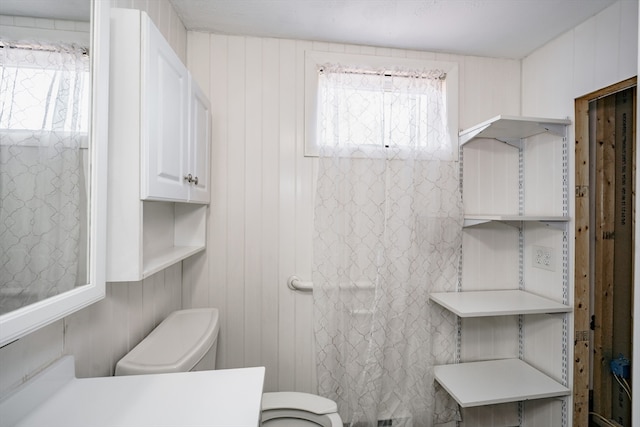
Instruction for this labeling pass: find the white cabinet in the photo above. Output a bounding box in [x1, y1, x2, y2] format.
[141, 19, 189, 202]
[106, 9, 211, 282]
[430, 116, 572, 423]
[140, 12, 211, 204]
[187, 80, 212, 204]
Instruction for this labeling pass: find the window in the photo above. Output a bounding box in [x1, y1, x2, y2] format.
[305, 51, 458, 159]
[0, 42, 90, 142]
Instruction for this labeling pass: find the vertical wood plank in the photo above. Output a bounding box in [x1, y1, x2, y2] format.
[610, 87, 634, 425]
[144, 0, 159, 36]
[110, 283, 131, 364]
[261, 37, 282, 392]
[225, 36, 247, 369]
[277, 38, 297, 391]
[130, 0, 145, 11]
[165, 263, 182, 313]
[294, 38, 316, 394]
[244, 37, 264, 369]
[127, 280, 144, 347]
[593, 95, 616, 418]
[208, 34, 230, 368]
[186, 31, 211, 94]
[593, 3, 621, 90]
[573, 96, 590, 426]
[156, 0, 169, 43]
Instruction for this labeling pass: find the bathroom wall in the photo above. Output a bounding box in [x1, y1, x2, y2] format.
[0, 0, 187, 397]
[521, 1, 638, 425]
[0, 3, 634, 424]
[522, 0, 637, 119]
[183, 1, 637, 419]
[183, 34, 522, 394]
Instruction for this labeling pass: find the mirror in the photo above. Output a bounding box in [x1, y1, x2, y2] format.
[0, 0, 108, 346]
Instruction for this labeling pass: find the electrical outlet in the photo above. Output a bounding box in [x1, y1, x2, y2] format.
[533, 245, 555, 271]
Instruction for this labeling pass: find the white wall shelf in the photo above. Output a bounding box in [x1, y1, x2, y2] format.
[463, 214, 569, 228]
[434, 359, 570, 408]
[459, 115, 571, 147]
[449, 114, 571, 423]
[430, 290, 571, 317]
[142, 245, 204, 279]
[140, 202, 207, 280]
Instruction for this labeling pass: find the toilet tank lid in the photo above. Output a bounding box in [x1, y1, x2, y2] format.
[115, 308, 219, 375]
[262, 392, 337, 415]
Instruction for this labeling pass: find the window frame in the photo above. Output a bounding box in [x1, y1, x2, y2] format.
[304, 50, 459, 158]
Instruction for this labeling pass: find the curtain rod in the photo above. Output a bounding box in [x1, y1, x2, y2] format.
[318, 65, 446, 80]
[0, 41, 88, 55]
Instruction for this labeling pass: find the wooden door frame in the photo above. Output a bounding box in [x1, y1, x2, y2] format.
[573, 76, 637, 426]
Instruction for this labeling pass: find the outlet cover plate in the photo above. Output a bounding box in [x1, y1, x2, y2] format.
[533, 245, 555, 271]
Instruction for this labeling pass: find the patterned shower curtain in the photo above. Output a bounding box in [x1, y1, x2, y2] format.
[0, 40, 89, 314]
[312, 65, 462, 426]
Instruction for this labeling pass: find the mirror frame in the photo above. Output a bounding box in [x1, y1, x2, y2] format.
[0, 0, 109, 347]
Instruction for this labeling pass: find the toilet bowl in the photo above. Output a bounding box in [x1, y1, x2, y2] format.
[115, 308, 342, 427]
[262, 391, 343, 426]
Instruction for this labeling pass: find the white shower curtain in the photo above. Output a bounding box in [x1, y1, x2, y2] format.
[312, 65, 462, 426]
[0, 40, 89, 313]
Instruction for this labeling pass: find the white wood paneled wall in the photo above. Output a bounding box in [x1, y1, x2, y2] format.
[0, 0, 188, 397]
[0, 15, 90, 45]
[522, 0, 637, 119]
[110, 0, 187, 63]
[521, 2, 637, 426]
[0, 264, 184, 395]
[183, 33, 522, 394]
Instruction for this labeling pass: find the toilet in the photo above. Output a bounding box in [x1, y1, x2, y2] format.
[115, 308, 343, 427]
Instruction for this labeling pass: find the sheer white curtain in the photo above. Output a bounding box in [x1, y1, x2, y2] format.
[0, 40, 89, 314]
[313, 65, 462, 426]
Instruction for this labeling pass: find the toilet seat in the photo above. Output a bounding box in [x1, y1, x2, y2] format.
[262, 392, 337, 414]
[262, 392, 342, 427]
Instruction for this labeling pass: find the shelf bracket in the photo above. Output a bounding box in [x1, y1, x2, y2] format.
[494, 137, 523, 149]
[463, 218, 491, 227]
[540, 122, 567, 138]
[459, 123, 491, 146]
[463, 219, 521, 229]
[539, 221, 568, 231]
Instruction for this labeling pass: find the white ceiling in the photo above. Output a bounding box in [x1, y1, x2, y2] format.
[0, 0, 622, 59]
[169, 0, 619, 59]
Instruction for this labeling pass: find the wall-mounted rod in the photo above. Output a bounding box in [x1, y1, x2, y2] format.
[287, 276, 379, 292]
[287, 275, 313, 292]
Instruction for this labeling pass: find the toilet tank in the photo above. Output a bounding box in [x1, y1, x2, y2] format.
[115, 308, 219, 376]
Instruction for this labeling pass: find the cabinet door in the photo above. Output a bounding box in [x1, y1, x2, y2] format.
[188, 78, 211, 203]
[141, 16, 189, 202]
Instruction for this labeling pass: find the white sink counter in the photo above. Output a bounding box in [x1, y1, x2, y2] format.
[0, 357, 265, 427]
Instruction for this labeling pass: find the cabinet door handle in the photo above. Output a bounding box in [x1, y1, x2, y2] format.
[183, 174, 199, 185]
